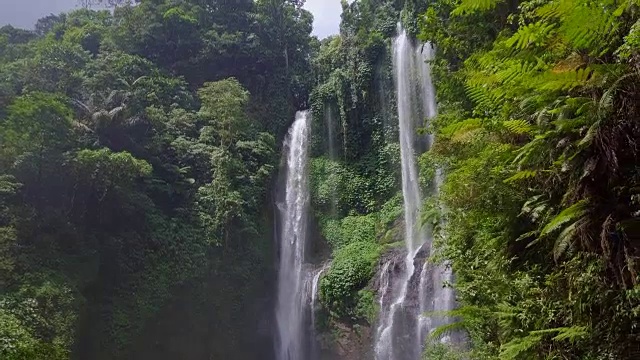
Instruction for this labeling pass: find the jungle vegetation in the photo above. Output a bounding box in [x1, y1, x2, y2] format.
[1, 0, 639, 359]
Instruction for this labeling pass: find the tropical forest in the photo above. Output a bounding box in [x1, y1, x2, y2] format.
[0, 0, 639, 359]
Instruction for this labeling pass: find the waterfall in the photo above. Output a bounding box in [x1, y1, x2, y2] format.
[374, 24, 456, 360]
[310, 261, 331, 333]
[275, 111, 312, 360]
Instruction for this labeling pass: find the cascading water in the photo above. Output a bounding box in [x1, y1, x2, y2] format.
[310, 261, 331, 334]
[275, 111, 313, 360]
[374, 24, 457, 360]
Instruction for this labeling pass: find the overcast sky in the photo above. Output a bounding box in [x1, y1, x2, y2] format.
[0, 0, 342, 38]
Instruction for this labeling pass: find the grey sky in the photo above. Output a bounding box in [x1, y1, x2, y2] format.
[304, 0, 342, 38]
[0, 0, 342, 38]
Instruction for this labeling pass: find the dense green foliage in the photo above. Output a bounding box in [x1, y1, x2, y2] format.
[0, 1, 312, 359]
[2, 0, 640, 359]
[320, 241, 381, 320]
[419, 0, 640, 358]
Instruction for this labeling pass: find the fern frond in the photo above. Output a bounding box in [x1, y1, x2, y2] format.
[500, 326, 589, 359]
[520, 194, 550, 223]
[500, 332, 543, 359]
[578, 120, 600, 148]
[540, 68, 592, 91]
[550, 326, 589, 342]
[529, 326, 590, 342]
[423, 305, 491, 320]
[598, 71, 639, 118]
[441, 118, 483, 142]
[505, 21, 556, 50]
[540, 199, 589, 237]
[503, 119, 534, 135]
[538, 0, 621, 53]
[553, 218, 582, 260]
[429, 321, 466, 339]
[535, 0, 572, 20]
[552, 116, 588, 133]
[560, 3, 618, 52]
[504, 170, 538, 183]
[513, 131, 554, 166]
[495, 60, 539, 84]
[465, 83, 505, 110]
[452, 0, 504, 16]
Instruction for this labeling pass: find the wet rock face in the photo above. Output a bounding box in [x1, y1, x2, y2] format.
[317, 322, 373, 360]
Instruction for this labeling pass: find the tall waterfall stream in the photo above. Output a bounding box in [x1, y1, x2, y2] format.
[275, 111, 313, 360]
[372, 25, 457, 360]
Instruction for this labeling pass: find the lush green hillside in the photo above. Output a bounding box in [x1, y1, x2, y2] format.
[0, 1, 311, 359]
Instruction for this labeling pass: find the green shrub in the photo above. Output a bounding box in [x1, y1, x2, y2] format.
[319, 242, 381, 320]
[354, 289, 377, 323]
[321, 214, 377, 250]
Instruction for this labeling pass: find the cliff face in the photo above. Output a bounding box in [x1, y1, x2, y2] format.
[318, 322, 374, 360]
